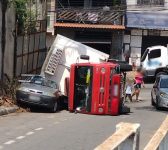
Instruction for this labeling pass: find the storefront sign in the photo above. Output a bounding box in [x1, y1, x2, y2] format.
[126, 12, 168, 30]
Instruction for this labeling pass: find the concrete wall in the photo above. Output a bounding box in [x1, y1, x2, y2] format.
[111, 31, 123, 60]
[165, 0, 168, 7]
[126, 0, 137, 6]
[0, 3, 15, 79]
[47, 0, 55, 35]
[4, 6, 15, 78]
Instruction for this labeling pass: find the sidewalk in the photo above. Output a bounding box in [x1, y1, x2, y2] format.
[0, 106, 18, 116]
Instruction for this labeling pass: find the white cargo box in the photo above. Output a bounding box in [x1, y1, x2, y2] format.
[41, 34, 109, 95]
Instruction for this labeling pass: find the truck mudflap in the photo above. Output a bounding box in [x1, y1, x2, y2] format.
[119, 98, 130, 114]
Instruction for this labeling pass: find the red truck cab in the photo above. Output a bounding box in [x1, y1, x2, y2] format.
[69, 62, 130, 115]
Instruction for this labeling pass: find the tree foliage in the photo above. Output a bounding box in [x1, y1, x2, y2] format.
[12, 0, 37, 34]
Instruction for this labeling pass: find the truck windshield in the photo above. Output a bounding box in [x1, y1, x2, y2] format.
[74, 66, 93, 112]
[141, 49, 149, 62]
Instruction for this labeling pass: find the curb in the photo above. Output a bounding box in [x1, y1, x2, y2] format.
[0, 106, 19, 116]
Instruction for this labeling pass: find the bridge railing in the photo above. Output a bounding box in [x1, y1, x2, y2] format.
[94, 122, 140, 150]
[144, 116, 168, 150]
[94, 116, 168, 150]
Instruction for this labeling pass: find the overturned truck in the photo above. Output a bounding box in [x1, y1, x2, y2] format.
[16, 35, 132, 115]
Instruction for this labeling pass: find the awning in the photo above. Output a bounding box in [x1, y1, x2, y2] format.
[54, 23, 125, 30]
[126, 12, 168, 30]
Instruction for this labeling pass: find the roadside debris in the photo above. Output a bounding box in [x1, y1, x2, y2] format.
[0, 96, 15, 107]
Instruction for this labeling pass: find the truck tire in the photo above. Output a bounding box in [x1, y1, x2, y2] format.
[119, 63, 132, 72]
[155, 98, 161, 110]
[108, 59, 132, 72]
[156, 72, 167, 78]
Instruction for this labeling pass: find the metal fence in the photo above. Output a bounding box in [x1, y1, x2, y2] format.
[14, 0, 47, 77]
[14, 19, 47, 77]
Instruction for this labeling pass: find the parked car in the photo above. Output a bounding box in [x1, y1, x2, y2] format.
[16, 75, 63, 112]
[151, 75, 168, 109]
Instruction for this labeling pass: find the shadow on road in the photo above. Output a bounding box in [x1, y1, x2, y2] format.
[144, 77, 155, 84]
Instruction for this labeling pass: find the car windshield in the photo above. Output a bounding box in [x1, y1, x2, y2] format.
[160, 78, 168, 88]
[31, 76, 57, 89]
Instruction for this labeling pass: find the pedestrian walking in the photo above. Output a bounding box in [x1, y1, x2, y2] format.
[132, 67, 145, 101]
[125, 79, 133, 102]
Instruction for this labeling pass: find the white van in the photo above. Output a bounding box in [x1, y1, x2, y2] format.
[141, 46, 168, 78]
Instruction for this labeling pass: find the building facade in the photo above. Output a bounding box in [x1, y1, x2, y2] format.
[52, 0, 126, 59]
[124, 0, 168, 66]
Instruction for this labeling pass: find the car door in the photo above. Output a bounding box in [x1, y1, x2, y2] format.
[152, 77, 160, 103]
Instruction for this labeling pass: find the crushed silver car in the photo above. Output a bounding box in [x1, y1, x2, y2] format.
[16, 75, 62, 112]
[151, 75, 168, 109]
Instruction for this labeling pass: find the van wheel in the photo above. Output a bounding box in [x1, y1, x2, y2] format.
[51, 101, 58, 113]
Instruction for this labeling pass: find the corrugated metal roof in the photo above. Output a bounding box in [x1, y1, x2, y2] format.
[54, 23, 125, 30]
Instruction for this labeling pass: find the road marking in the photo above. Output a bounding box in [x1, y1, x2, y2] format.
[26, 131, 34, 135]
[34, 127, 44, 131]
[16, 136, 25, 140]
[4, 140, 15, 145]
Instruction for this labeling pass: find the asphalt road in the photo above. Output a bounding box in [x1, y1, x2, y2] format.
[0, 84, 167, 150]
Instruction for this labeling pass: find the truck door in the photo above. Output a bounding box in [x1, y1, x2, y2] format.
[147, 49, 162, 74]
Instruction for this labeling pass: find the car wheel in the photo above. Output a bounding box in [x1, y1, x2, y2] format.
[156, 98, 160, 110]
[151, 95, 155, 106]
[51, 101, 58, 113]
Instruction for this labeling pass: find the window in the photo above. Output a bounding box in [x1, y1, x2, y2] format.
[160, 78, 168, 88]
[141, 48, 149, 62]
[137, 0, 164, 5]
[148, 49, 161, 59]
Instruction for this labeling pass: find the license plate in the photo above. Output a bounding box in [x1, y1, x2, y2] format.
[29, 95, 40, 101]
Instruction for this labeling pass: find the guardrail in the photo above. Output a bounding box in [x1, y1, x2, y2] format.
[94, 116, 168, 150]
[144, 116, 168, 150]
[94, 122, 140, 150]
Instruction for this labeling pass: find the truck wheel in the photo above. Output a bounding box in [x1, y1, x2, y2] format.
[156, 72, 167, 78]
[51, 101, 58, 113]
[119, 63, 132, 72]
